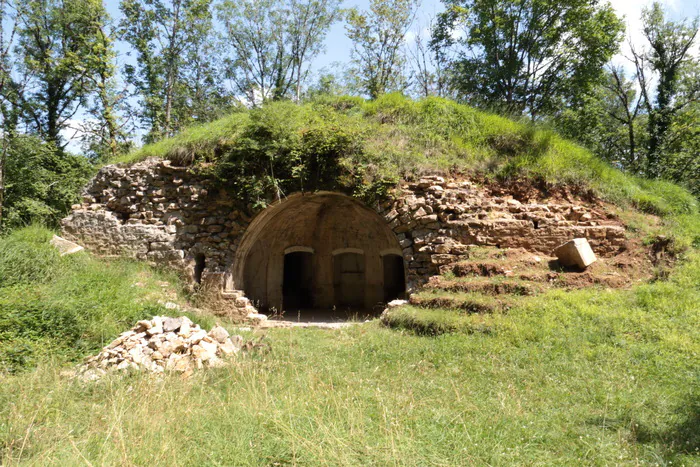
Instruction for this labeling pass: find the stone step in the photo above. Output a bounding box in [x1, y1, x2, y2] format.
[409, 292, 511, 313]
[427, 277, 544, 296]
[220, 290, 245, 300]
[443, 261, 559, 283]
[444, 261, 512, 277]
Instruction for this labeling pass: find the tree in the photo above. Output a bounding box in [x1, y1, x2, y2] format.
[0, 0, 23, 226]
[288, 0, 342, 101]
[631, 2, 699, 178]
[218, 0, 293, 104]
[77, 17, 131, 162]
[304, 63, 364, 98]
[15, 0, 113, 149]
[120, 0, 221, 142]
[557, 3, 699, 195]
[432, 0, 624, 118]
[405, 17, 450, 98]
[554, 67, 648, 171]
[345, 0, 419, 99]
[217, 0, 340, 104]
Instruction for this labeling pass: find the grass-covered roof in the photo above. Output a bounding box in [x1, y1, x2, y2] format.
[117, 94, 697, 216]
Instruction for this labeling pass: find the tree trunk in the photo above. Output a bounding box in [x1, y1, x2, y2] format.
[98, 27, 118, 160]
[0, 136, 6, 227]
[99, 78, 118, 160]
[627, 117, 636, 172]
[46, 82, 60, 147]
[164, 0, 183, 137]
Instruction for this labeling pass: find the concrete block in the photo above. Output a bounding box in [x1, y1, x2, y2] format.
[554, 238, 597, 268]
[50, 235, 84, 256]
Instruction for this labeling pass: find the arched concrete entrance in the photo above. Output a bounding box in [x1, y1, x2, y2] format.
[232, 192, 405, 316]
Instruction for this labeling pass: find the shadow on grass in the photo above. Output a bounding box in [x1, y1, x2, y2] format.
[589, 397, 699, 459]
[637, 398, 700, 458]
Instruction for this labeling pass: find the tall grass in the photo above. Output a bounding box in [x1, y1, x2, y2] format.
[0, 253, 698, 465]
[0, 226, 197, 372]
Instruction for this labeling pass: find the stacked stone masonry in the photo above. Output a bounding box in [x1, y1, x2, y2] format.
[61, 158, 627, 313]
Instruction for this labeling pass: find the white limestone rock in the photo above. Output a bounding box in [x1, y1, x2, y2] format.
[77, 316, 247, 380]
[554, 238, 597, 269]
[50, 235, 84, 256]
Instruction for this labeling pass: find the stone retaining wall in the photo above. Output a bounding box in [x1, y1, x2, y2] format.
[62, 158, 627, 308]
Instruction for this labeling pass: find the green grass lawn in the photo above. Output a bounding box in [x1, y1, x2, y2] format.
[1, 226, 698, 465]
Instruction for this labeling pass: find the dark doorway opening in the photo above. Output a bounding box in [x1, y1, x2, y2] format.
[383, 254, 406, 301]
[334, 252, 366, 308]
[194, 254, 206, 284]
[283, 252, 314, 310]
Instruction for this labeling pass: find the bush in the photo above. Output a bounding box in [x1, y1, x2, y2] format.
[1, 135, 93, 230]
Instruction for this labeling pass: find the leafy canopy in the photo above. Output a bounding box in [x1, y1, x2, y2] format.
[431, 0, 624, 118]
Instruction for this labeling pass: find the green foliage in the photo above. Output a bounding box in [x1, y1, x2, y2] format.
[16, 0, 113, 148]
[658, 70, 699, 197]
[0, 226, 187, 373]
[345, 0, 418, 98]
[639, 3, 699, 178]
[557, 5, 699, 195]
[121, 94, 698, 215]
[431, 0, 625, 117]
[1, 135, 93, 230]
[554, 68, 648, 172]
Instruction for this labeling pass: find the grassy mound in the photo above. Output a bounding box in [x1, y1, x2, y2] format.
[117, 94, 697, 215]
[1, 94, 698, 463]
[0, 226, 212, 373]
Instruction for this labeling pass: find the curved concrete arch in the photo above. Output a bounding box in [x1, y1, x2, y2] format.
[332, 247, 365, 256]
[284, 246, 315, 255]
[379, 248, 403, 257]
[231, 192, 403, 311]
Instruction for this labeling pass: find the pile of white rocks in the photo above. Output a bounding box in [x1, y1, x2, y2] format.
[79, 316, 243, 380]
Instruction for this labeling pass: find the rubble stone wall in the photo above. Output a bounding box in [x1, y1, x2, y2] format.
[62, 158, 627, 300]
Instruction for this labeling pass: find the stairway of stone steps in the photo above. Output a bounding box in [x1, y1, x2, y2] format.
[407, 245, 639, 314]
[220, 289, 268, 322]
[408, 248, 548, 314]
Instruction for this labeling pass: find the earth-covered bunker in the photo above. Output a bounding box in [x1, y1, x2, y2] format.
[61, 157, 629, 319]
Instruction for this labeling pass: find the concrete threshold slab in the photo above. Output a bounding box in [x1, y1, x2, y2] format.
[257, 320, 365, 329]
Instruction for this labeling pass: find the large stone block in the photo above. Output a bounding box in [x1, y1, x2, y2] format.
[554, 238, 597, 268]
[50, 235, 84, 256]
